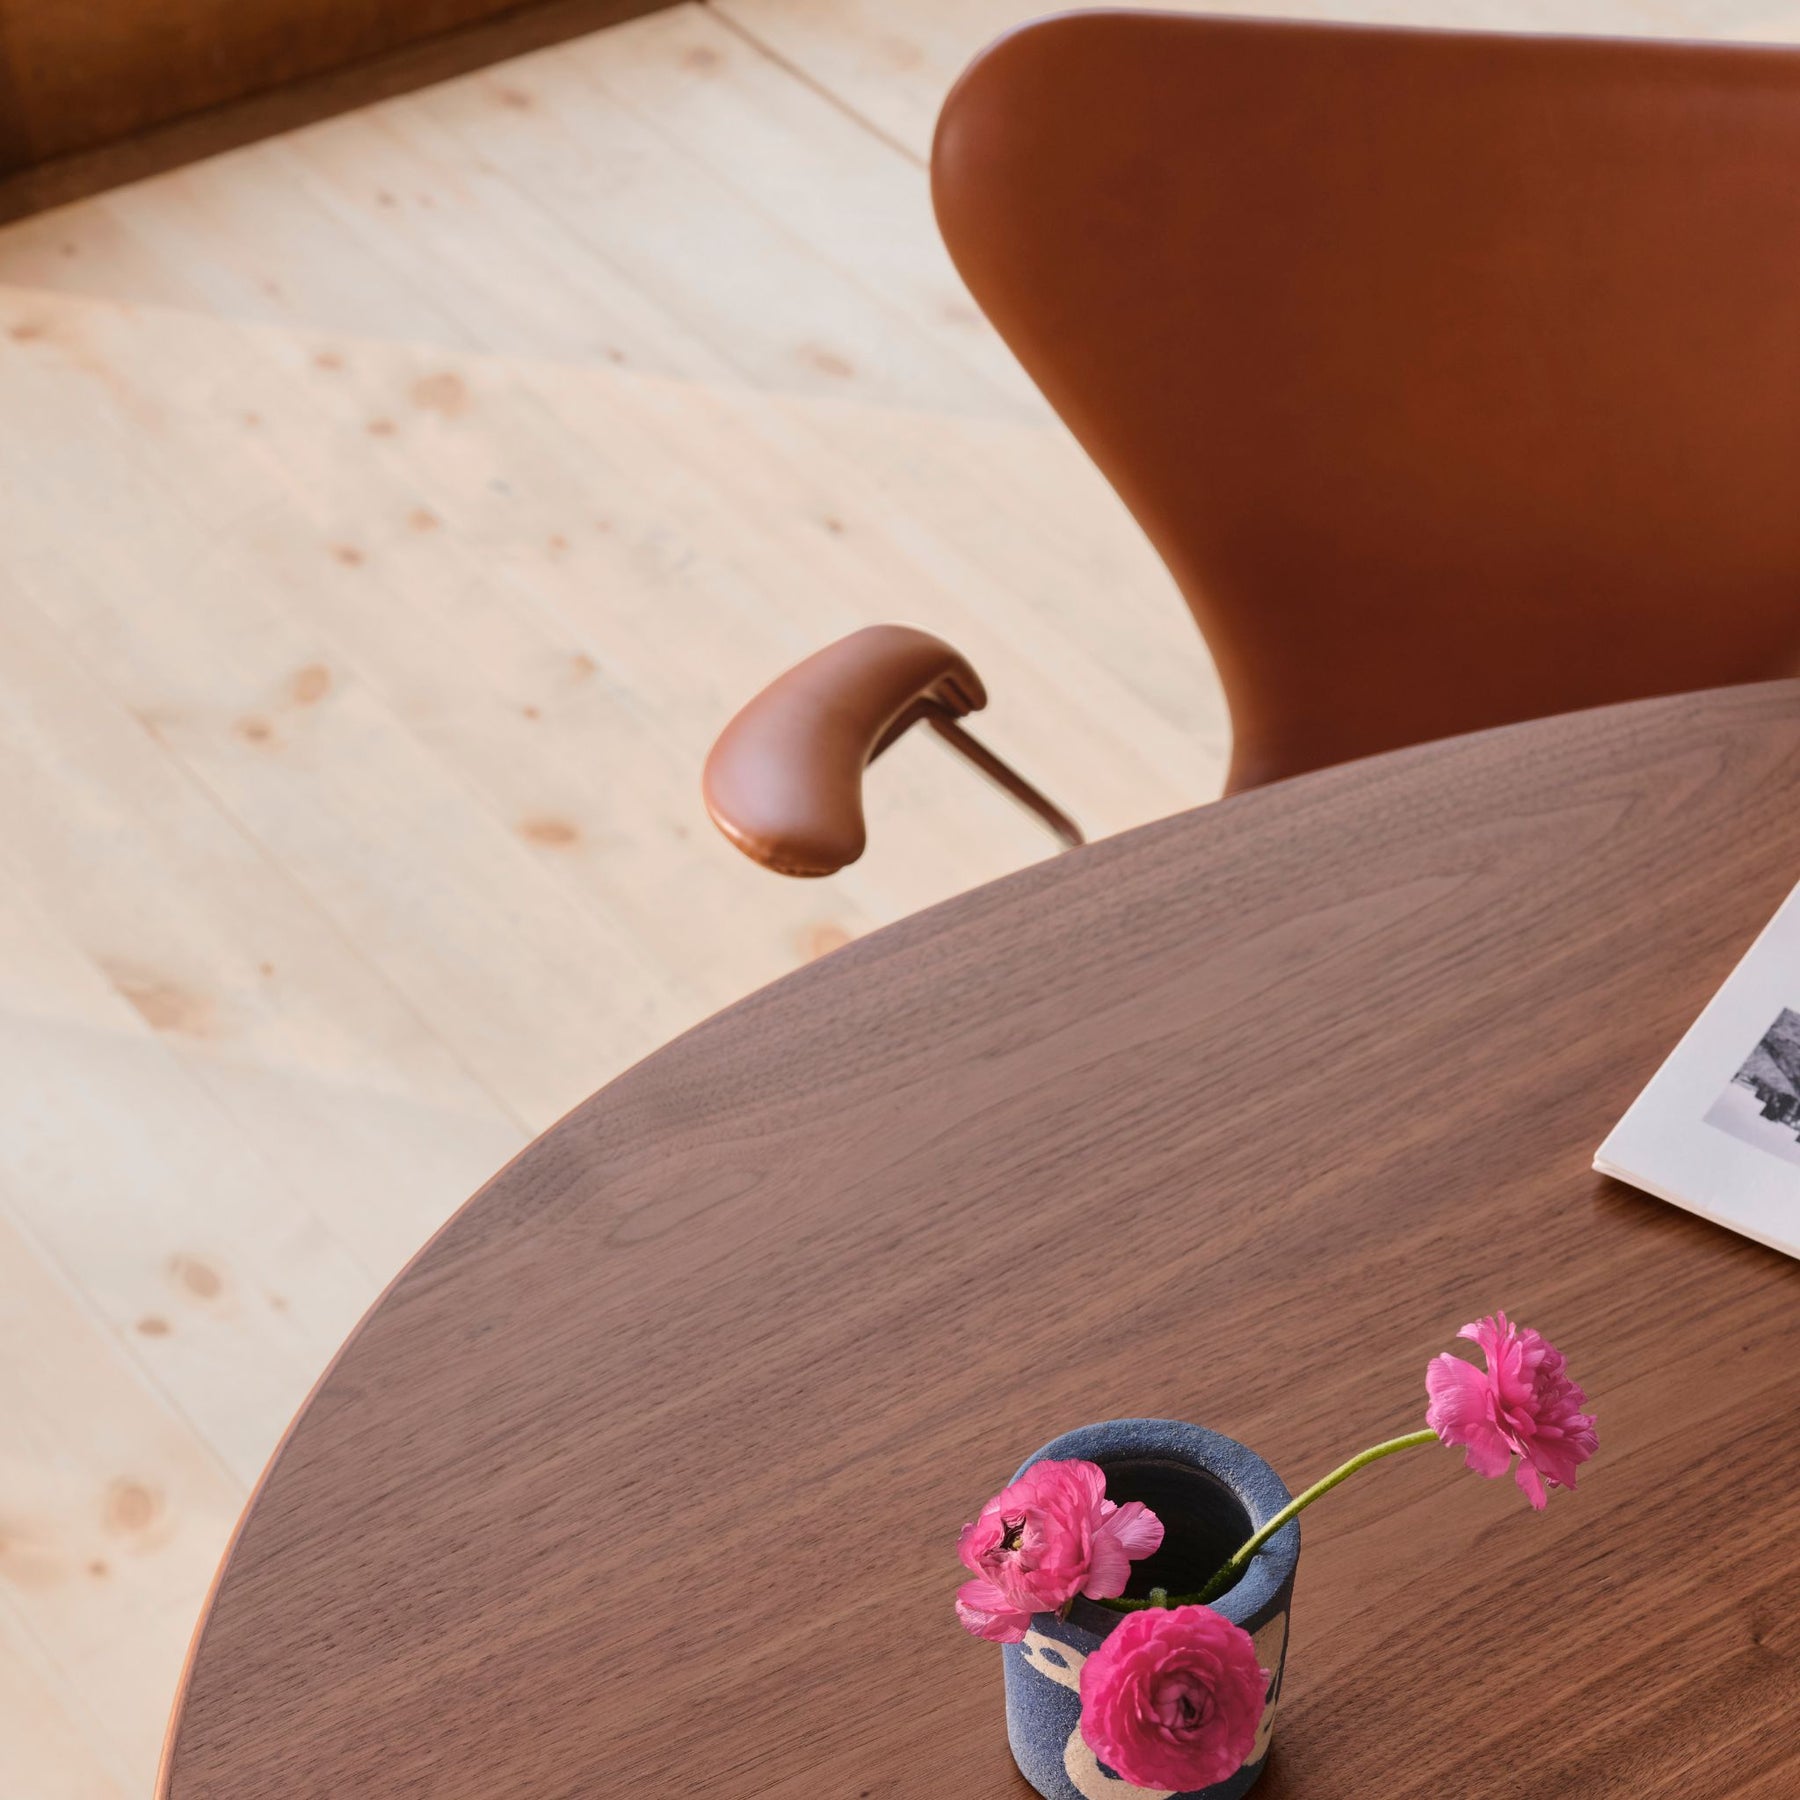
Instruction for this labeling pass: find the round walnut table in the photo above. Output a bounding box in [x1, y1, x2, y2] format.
[160, 683, 1800, 1799]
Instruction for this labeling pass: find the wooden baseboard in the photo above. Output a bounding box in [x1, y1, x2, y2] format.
[0, 0, 678, 225]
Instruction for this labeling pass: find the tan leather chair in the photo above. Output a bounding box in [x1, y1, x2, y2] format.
[705, 12, 1800, 876]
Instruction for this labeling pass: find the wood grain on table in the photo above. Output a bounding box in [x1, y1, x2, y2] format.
[162, 684, 1800, 1798]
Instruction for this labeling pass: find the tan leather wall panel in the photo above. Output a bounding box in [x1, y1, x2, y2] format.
[0, 0, 670, 182]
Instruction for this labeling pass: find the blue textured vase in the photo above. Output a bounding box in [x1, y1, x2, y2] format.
[1001, 1419, 1300, 1800]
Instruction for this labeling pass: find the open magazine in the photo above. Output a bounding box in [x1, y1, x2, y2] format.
[1595, 880, 1800, 1259]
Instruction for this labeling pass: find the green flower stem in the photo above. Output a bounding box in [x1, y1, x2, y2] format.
[1103, 1428, 1440, 1612]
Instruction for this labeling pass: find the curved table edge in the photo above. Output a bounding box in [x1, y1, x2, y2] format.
[154, 674, 1800, 1794]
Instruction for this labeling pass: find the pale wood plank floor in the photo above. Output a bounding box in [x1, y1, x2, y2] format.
[2, 1, 1796, 1791]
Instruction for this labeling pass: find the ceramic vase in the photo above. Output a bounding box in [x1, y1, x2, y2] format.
[1001, 1418, 1299, 1800]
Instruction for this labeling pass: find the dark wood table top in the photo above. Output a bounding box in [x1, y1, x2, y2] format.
[160, 683, 1800, 1800]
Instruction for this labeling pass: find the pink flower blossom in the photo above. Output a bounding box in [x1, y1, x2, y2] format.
[1078, 1604, 1268, 1791]
[1426, 1312, 1598, 1510]
[953, 1578, 1033, 1643]
[954, 1459, 1164, 1642]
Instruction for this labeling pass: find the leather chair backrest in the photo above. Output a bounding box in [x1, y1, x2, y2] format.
[933, 13, 1800, 791]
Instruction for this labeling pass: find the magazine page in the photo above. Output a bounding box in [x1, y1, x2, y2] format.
[1595, 880, 1800, 1259]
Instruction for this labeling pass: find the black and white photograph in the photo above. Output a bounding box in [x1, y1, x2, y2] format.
[1705, 1008, 1800, 1170]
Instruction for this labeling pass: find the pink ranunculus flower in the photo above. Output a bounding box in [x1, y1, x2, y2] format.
[954, 1459, 1164, 1642]
[1426, 1312, 1598, 1510]
[953, 1578, 1034, 1643]
[1079, 1604, 1268, 1791]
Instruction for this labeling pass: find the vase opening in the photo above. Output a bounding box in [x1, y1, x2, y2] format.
[1097, 1455, 1255, 1602]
